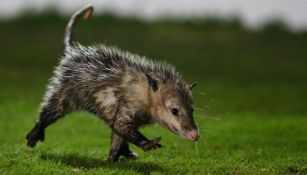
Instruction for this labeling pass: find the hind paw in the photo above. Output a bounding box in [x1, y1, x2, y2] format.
[26, 127, 45, 148]
[123, 152, 138, 160]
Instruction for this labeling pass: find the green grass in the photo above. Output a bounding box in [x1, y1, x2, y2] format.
[0, 13, 307, 174]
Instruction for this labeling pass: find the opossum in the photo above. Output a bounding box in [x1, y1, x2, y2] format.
[26, 4, 200, 162]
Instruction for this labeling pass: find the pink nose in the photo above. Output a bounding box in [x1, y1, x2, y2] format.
[190, 131, 200, 141]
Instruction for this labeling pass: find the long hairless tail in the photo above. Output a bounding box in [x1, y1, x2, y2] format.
[63, 4, 94, 53]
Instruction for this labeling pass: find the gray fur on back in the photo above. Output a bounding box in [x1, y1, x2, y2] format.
[44, 43, 190, 116]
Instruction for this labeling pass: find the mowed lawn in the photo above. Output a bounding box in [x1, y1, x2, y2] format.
[1, 14, 307, 174]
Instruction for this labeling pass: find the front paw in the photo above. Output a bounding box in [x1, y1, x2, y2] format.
[140, 137, 162, 151]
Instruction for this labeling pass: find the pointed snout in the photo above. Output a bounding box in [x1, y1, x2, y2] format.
[190, 130, 200, 141]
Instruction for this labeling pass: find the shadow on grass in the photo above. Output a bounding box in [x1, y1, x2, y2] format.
[41, 152, 167, 174]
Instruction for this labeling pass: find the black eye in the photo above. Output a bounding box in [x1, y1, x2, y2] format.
[171, 108, 179, 116]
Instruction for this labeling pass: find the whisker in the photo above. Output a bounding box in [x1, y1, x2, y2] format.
[195, 114, 221, 121]
[204, 116, 220, 121]
[193, 106, 205, 111]
[201, 126, 222, 130]
[200, 130, 218, 137]
[193, 105, 210, 110]
[196, 120, 206, 127]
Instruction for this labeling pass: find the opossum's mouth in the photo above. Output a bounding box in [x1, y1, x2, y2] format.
[170, 125, 179, 133]
[170, 125, 200, 141]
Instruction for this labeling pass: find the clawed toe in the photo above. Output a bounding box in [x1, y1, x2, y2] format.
[124, 152, 138, 160]
[26, 126, 45, 148]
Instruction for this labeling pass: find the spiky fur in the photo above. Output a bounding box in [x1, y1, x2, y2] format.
[26, 4, 198, 162]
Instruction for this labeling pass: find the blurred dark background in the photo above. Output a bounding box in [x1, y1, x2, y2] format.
[1, 11, 307, 115]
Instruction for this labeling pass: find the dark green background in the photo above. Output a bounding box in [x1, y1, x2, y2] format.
[0, 13, 306, 174]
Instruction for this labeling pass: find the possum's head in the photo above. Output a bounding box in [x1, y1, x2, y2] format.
[147, 74, 200, 141]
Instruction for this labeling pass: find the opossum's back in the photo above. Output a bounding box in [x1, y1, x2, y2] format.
[57, 44, 125, 86]
[56, 43, 182, 90]
[44, 45, 125, 111]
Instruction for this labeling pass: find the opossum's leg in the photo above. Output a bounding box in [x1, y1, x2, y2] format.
[106, 131, 137, 162]
[113, 117, 162, 151]
[26, 96, 67, 148]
